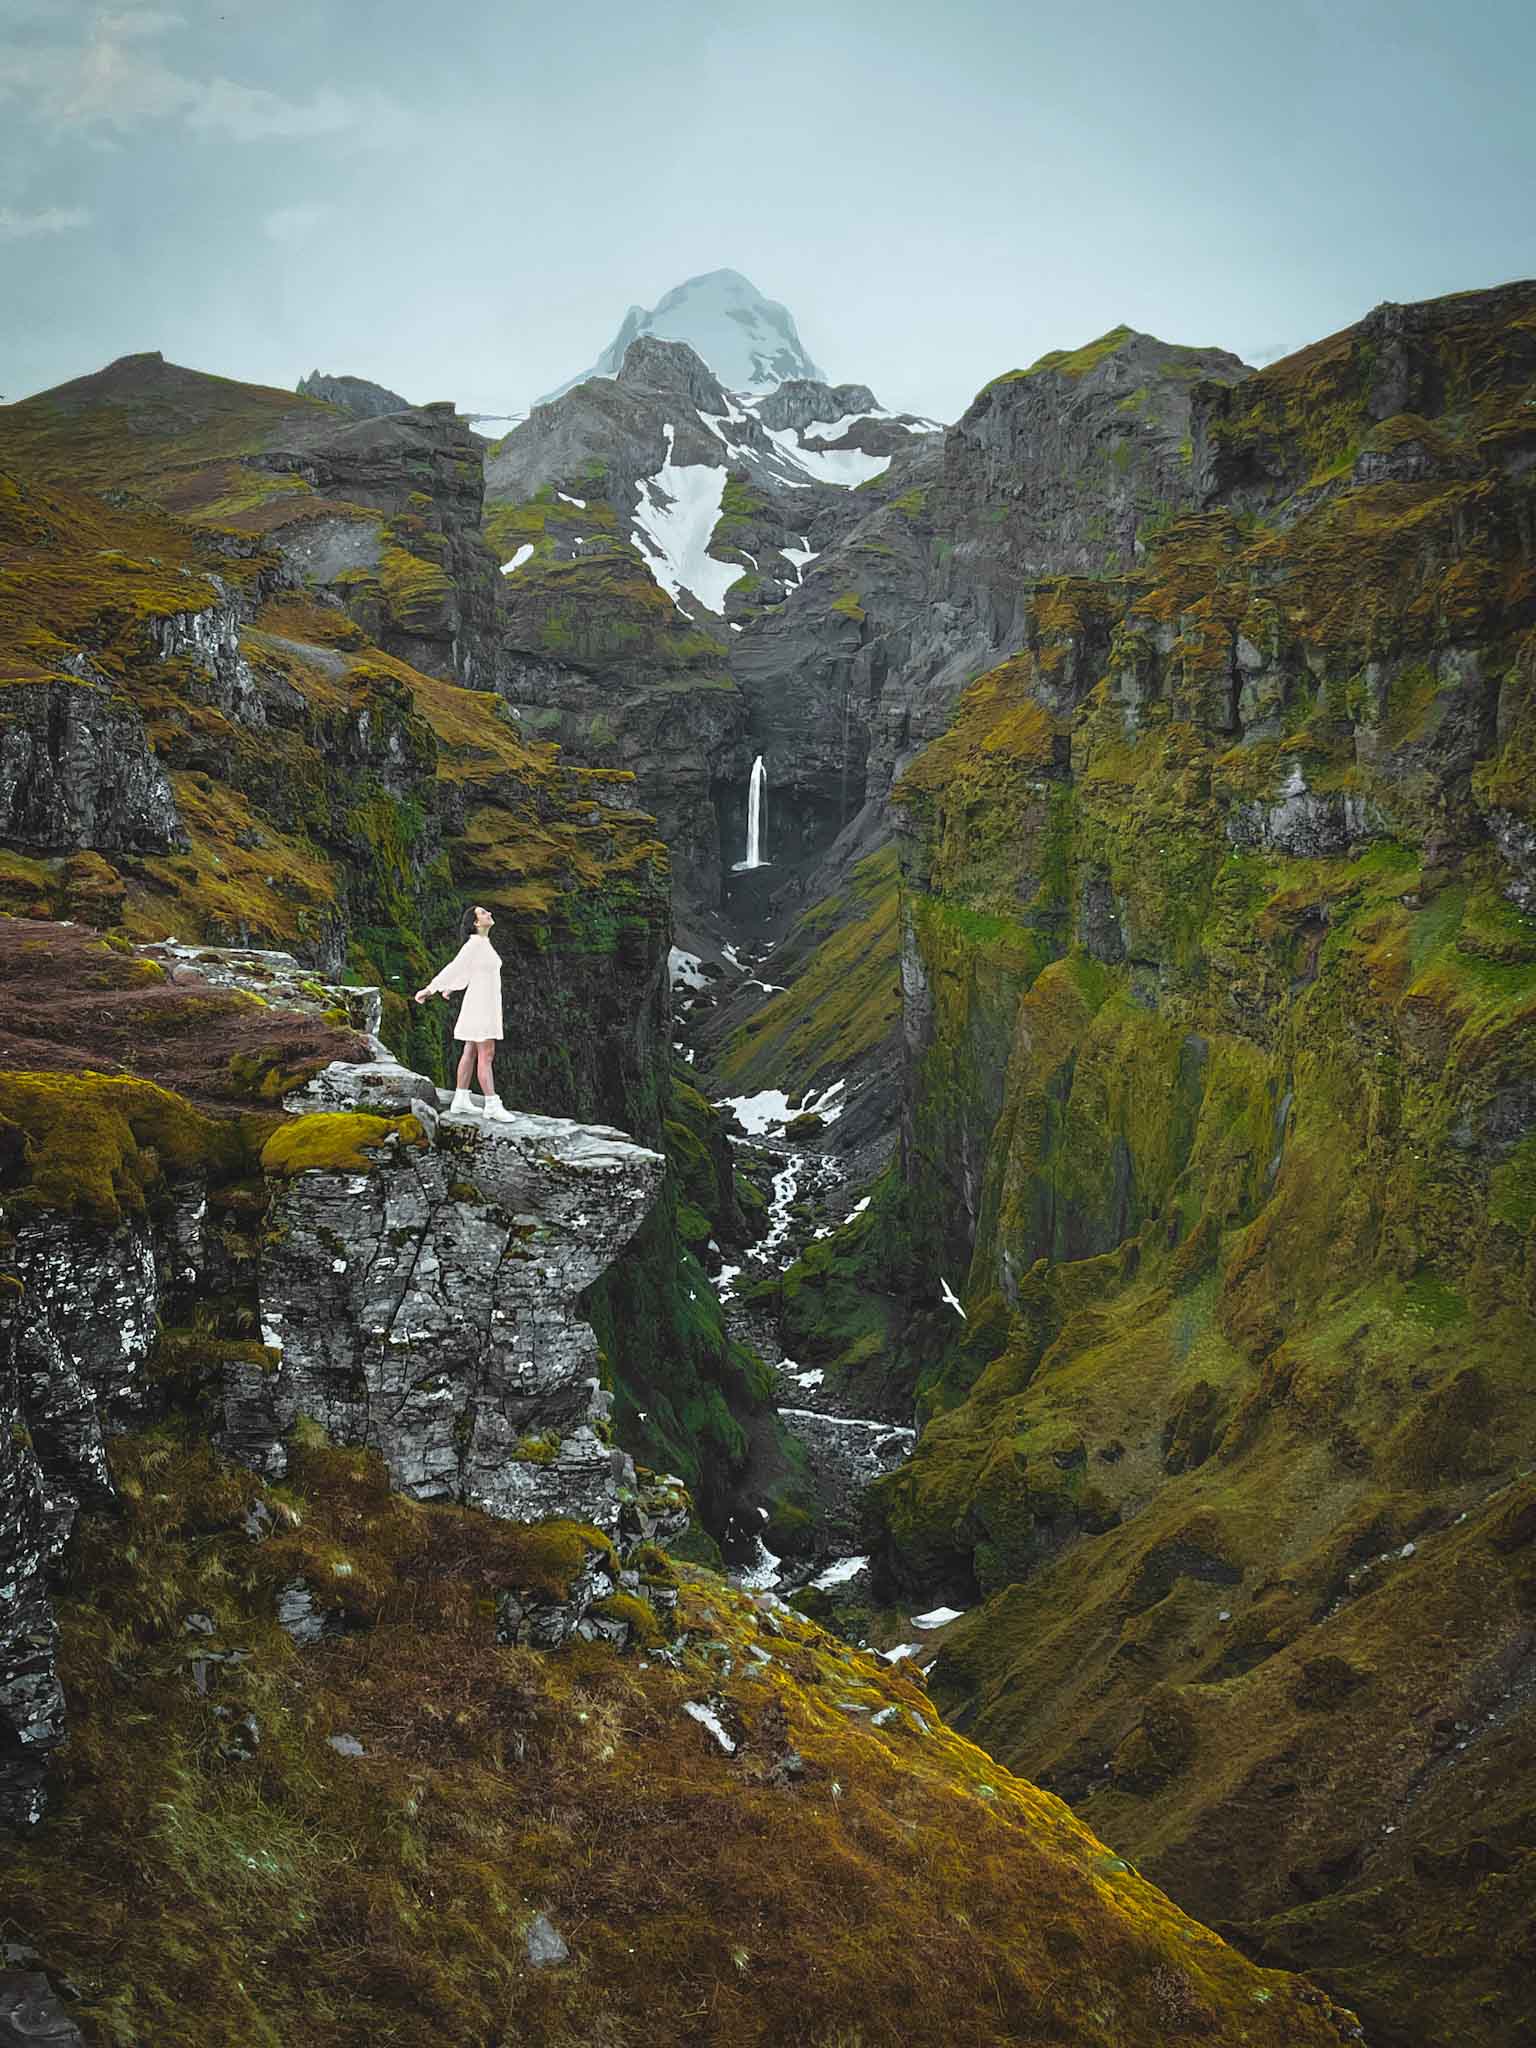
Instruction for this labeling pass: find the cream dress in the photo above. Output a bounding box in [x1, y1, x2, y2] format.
[424, 932, 503, 1040]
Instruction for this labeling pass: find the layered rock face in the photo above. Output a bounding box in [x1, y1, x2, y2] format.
[799, 280, 1536, 2047]
[731, 325, 1252, 879]
[252, 399, 502, 687]
[0, 981, 675, 1830]
[240, 1064, 666, 1528]
[0, 670, 187, 856]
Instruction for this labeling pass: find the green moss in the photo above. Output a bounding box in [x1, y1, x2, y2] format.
[259, 1113, 426, 1178]
[1489, 1132, 1536, 1230]
[717, 844, 902, 1099]
[985, 325, 1136, 389]
[590, 1590, 667, 1648]
[0, 1071, 242, 1225]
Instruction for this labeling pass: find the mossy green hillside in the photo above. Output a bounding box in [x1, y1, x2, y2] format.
[845, 293, 1536, 2044]
[482, 481, 618, 567]
[714, 842, 903, 1101]
[1195, 280, 1536, 502]
[0, 1422, 1363, 2048]
[0, 468, 235, 683]
[0, 352, 341, 515]
[0, 1071, 252, 1225]
[495, 540, 733, 677]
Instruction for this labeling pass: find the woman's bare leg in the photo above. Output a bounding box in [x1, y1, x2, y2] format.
[475, 1041, 497, 1095]
[455, 1042, 476, 1088]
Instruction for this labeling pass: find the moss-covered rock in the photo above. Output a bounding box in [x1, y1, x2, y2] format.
[259, 1111, 425, 1178]
[0, 1071, 243, 1224]
[843, 283, 1536, 2044]
[0, 1423, 1364, 2048]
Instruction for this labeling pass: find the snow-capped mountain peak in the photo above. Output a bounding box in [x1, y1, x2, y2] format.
[538, 268, 827, 405]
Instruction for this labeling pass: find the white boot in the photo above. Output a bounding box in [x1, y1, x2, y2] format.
[449, 1087, 476, 1114]
[481, 1093, 516, 1122]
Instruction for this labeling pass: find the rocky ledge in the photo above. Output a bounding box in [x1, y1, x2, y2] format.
[236, 1055, 668, 1529]
[0, 948, 679, 1831]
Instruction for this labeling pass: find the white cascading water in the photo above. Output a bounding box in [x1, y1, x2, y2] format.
[743, 754, 767, 868]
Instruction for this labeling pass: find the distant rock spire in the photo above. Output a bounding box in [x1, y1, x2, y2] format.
[297, 370, 412, 418]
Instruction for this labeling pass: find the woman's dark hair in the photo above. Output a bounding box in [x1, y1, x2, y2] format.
[458, 904, 480, 941]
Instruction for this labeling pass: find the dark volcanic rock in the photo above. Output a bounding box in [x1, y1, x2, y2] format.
[732, 326, 1253, 886]
[0, 674, 186, 854]
[296, 370, 413, 418]
[254, 403, 500, 688]
[0, 1971, 85, 2046]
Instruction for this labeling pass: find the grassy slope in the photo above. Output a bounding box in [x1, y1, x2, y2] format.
[0, 1423, 1364, 2048]
[712, 841, 903, 1102]
[761, 287, 1536, 2045]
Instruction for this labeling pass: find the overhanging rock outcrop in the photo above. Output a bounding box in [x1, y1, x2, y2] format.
[228, 1059, 669, 1532]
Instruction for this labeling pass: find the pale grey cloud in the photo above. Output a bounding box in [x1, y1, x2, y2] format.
[263, 201, 334, 244]
[0, 5, 403, 144]
[0, 202, 91, 237]
[94, 6, 184, 35]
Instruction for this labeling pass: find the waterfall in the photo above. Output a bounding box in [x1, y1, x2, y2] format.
[744, 755, 767, 869]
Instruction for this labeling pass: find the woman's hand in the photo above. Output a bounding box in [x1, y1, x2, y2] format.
[414, 989, 429, 1004]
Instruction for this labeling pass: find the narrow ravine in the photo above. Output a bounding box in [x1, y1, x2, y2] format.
[669, 927, 962, 1675]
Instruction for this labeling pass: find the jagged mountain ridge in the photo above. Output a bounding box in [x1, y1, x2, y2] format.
[296, 369, 414, 418]
[0, 317, 1371, 2048]
[537, 265, 828, 404]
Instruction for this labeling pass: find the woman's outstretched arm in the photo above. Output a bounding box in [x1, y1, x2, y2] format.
[414, 935, 480, 1001]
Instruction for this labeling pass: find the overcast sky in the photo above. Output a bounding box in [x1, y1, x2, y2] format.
[2, 0, 1533, 423]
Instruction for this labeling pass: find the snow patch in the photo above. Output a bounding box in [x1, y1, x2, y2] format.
[682, 1699, 738, 1752]
[911, 1605, 966, 1629]
[669, 946, 709, 990]
[555, 491, 586, 508]
[719, 1089, 794, 1133]
[735, 1535, 783, 1591]
[632, 423, 745, 615]
[764, 425, 892, 488]
[500, 543, 535, 576]
[881, 1642, 923, 1663]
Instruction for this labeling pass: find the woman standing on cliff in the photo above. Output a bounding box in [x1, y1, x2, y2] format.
[414, 904, 515, 1121]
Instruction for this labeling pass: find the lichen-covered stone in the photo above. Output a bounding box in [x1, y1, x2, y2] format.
[0, 1970, 85, 2046]
[0, 675, 185, 854]
[235, 1091, 665, 1525]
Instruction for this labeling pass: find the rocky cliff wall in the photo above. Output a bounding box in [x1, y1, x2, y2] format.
[729, 326, 1253, 882]
[803, 280, 1536, 2047]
